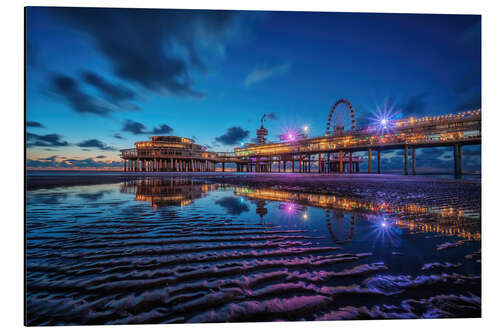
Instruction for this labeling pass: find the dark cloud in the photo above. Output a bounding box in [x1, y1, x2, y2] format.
[81, 71, 139, 110]
[454, 68, 481, 95]
[64, 158, 122, 168]
[95, 155, 106, 159]
[215, 126, 249, 145]
[52, 8, 238, 97]
[113, 133, 125, 140]
[399, 92, 430, 117]
[76, 139, 117, 151]
[122, 120, 149, 135]
[416, 147, 449, 159]
[150, 125, 174, 135]
[27, 132, 69, 147]
[36, 155, 61, 162]
[122, 119, 174, 135]
[371, 147, 470, 173]
[215, 197, 249, 215]
[50, 74, 114, 116]
[264, 112, 278, 120]
[26, 156, 122, 169]
[455, 93, 481, 111]
[27, 121, 44, 128]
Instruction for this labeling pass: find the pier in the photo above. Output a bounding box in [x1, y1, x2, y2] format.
[121, 99, 481, 178]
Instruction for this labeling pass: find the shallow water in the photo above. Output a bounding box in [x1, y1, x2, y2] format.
[26, 177, 481, 325]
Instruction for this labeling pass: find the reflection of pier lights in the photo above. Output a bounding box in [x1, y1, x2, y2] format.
[123, 178, 217, 209]
[255, 199, 268, 223]
[233, 186, 479, 240]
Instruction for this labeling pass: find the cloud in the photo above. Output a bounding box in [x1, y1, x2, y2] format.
[453, 66, 481, 112]
[27, 121, 44, 128]
[122, 120, 145, 134]
[51, 8, 239, 98]
[95, 155, 106, 159]
[376, 146, 481, 173]
[264, 112, 278, 120]
[215, 126, 249, 145]
[122, 119, 174, 135]
[82, 71, 137, 104]
[76, 139, 117, 151]
[245, 62, 291, 87]
[455, 93, 481, 111]
[50, 74, 114, 116]
[399, 92, 430, 117]
[27, 132, 69, 147]
[215, 197, 249, 215]
[454, 68, 481, 95]
[27, 156, 122, 169]
[113, 133, 125, 140]
[150, 125, 174, 135]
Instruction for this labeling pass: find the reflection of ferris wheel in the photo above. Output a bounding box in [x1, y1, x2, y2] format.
[325, 210, 355, 245]
[326, 99, 356, 135]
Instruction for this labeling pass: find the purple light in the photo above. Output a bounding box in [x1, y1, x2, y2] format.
[283, 202, 297, 215]
[280, 126, 302, 143]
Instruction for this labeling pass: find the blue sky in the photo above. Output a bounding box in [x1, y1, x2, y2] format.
[26, 7, 481, 171]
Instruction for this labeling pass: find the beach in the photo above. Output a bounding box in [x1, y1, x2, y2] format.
[25, 171, 481, 324]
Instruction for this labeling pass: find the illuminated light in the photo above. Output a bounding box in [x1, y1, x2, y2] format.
[303, 126, 309, 132]
[302, 213, 309, 219]
[283, 202, 298, 216]
[381, 118, 388, 126]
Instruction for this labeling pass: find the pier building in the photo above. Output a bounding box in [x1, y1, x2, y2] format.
[120, 136, 217, 172]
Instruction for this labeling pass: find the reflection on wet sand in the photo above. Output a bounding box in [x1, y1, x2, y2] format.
[121, 178, 218, 209]
[121, 179, 480, 241]
[232, 187, 481, 241]
[121, 178, 479, 242]
[26, 177, 481, 325]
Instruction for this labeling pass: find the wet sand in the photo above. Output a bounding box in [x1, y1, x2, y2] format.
[198, 173, 481, 214]
[27, 172, 481, 214]
[25, 175, 482, 324]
